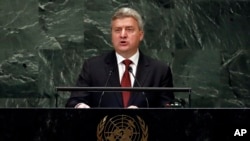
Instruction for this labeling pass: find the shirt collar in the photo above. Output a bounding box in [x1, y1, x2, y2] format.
[116, 50, 139, 65]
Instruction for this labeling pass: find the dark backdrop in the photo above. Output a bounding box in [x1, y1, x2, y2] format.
[0, 0, 249, 107]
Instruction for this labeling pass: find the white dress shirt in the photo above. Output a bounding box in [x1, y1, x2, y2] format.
[116, 50, 139, 87]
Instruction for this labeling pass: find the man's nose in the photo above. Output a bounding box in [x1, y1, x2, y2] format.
[120, 29, 127, 38]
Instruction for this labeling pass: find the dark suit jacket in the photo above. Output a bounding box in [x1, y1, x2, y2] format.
[66, 50, 174, 108]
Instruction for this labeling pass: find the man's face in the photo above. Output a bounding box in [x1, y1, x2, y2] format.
[111, 17, 144, 57]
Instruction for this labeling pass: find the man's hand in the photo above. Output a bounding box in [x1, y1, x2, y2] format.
[75, 103, 90, 108]
[127, 105, 138, 109]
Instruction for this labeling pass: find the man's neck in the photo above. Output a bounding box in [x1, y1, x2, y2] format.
[116, 50, 138, 59]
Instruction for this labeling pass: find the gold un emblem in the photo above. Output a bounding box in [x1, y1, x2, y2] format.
[97, 115, 148, 141]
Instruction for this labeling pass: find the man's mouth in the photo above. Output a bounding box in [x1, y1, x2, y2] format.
[120, 41, 128, 46]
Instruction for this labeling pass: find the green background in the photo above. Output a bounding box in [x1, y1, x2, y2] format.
[0, 0, 249, 107]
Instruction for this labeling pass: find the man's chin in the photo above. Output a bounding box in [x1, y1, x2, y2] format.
[117, 46, 130, 51]
[119, 45, 129, 48]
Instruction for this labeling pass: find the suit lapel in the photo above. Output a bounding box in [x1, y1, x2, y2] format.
[134, 53, 150, 87]
[129, 52, 150, 105]
[104, 51, 123, 107]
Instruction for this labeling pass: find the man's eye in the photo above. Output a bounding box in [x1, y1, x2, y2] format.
[114, 29, 121, 32]
[127, 28, 133, 31]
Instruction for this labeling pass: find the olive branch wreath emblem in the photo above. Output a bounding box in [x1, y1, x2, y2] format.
[97, 115, 148, 141]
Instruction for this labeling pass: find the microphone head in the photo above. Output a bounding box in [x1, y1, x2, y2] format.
[128, 67, 133, 72]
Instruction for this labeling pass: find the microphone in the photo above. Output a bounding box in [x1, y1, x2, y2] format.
[98, 69, 113, 107]
[128, 67, 149, 108]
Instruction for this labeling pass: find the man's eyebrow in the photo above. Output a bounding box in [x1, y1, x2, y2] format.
[125, 26, 134, 28]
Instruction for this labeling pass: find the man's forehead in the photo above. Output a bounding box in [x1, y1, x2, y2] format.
[111, 18, 139, 27]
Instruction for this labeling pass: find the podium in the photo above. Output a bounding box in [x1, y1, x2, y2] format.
[0, 108, 250, 141]
[55, 87, 192, 107]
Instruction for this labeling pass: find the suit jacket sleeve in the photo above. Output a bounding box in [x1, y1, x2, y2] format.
[159, 64, 174, 107]
[65, 59, 91, 107]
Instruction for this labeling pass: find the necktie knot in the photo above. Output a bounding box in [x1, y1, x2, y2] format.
[123, 59, 132, 68]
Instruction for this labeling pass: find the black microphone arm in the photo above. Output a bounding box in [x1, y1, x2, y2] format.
[128, 67, 149, 108]
[98, 69, 113, 107]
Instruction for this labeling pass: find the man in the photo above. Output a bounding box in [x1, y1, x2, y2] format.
[66, 7, 174, 108]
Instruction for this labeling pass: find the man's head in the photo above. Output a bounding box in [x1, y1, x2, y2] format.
[111, 7, 144, 58]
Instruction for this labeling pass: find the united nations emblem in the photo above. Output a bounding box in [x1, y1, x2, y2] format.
[97, 115, 148, 141]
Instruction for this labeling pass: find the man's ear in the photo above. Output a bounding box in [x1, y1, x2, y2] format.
[139, 31, 144, 41]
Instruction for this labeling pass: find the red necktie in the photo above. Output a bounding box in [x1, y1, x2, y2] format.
[121, 59, 132, 107]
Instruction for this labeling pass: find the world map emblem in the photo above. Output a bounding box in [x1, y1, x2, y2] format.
[97, 115, 148, 141]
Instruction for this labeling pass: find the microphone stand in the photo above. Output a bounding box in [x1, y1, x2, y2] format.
[98, 69, 113, 107]
[128, 67, 149, 108]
